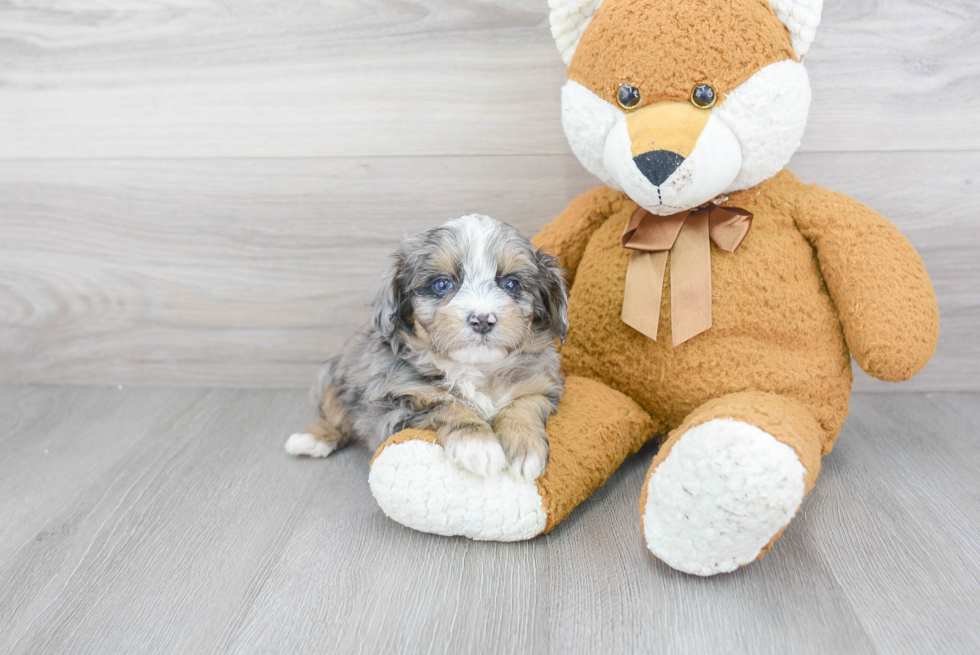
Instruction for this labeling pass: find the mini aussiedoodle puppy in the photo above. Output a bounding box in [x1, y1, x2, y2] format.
[286, 214, 568, 480]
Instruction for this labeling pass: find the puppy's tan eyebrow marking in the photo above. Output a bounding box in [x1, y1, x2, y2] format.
[428, 248, 459, 277]
[496, 248, 535, 278]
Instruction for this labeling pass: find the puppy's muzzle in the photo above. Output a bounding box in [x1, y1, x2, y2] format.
[468, 312, 496, 335]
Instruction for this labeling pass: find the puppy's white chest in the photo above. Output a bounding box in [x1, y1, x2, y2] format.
[441, 365, 508, 421]
[458, 380, 504, 421]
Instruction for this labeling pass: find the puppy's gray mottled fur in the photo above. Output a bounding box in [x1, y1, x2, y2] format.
[286, 214, 568, 480]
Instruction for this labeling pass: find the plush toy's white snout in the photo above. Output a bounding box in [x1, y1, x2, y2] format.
[601, 105, 743, 216]
[561, 59, 813, 214]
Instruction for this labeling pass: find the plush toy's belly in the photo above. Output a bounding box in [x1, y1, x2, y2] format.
[561, 188, 852, 441]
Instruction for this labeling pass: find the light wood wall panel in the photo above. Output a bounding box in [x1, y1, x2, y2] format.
[0, 0, 977, 158]
[1, 152, 974, 391]
[0, 0, 976, 391]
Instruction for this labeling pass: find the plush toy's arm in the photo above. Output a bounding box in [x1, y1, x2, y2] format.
[532, 186, 623, 285]
[794, 185, 939, 382]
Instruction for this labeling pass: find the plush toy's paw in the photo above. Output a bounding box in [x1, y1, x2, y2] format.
[369, 377, 660, 542]
[439, 423, 507, 477]
[642, 419, 806, 576]
[369, 430, 547, 541]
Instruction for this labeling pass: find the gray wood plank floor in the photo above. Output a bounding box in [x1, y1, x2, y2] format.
[1, 387, 978, 654]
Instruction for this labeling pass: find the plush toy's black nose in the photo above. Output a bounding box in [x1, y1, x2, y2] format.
[468, 313, 496, 335]
[633, 150, 686, 186]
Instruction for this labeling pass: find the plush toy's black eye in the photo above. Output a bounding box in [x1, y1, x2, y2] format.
[691, 84, 717, 109]
[431, 277, 454, 295]
[502, 277, 520, 294]
[617, 84, 642, 109]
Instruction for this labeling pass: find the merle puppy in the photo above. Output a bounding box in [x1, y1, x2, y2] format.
[286, 214, 568, 480]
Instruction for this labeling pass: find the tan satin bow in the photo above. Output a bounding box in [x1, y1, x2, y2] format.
[621, 203, 753, 346]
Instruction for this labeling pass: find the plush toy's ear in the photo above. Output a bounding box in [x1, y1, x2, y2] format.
[548, 0, 605, 66]
[550, 0, 823, 66]
[769, 0, 824, 58]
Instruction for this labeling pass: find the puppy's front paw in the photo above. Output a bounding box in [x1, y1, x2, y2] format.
[495, 420, 549, 482]
[285, 432, 337, 458]
[439, 423, 507, 477]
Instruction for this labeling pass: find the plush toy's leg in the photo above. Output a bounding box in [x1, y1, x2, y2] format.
[369, 376, 658, 541]
[640, 391, 824, 576]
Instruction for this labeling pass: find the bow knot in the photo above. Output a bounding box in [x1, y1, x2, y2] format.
[621, 203, 753, 346]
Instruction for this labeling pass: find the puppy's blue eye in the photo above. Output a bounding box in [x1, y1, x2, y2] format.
[503, 278, 520, 293]
[432, 278, 454, 295]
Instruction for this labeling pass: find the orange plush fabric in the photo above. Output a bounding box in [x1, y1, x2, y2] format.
[535, 172, 938, 565]
[536, 171, 928, 449]
[534, 376, 658, 532]
[569, 0, 796, 108]
[795, 185, 940, 382]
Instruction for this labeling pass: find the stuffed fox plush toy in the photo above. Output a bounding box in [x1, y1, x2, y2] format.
[368, 0, 940, 575]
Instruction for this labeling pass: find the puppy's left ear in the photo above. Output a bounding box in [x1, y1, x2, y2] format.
[534, 249, 569, 344]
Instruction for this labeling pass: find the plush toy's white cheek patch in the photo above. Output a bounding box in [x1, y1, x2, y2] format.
[715, 59, 812, 193]
[657, 114, 742, 212]
[561, 80, 621, 190]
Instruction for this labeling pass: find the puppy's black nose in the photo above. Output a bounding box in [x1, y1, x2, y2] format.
[633, 150, 685, 186]
[468, 313, 496, 334]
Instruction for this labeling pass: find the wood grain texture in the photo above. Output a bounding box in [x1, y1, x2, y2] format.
[1, 386, 978, 653]
[802, 393, 980, 653]
[0, 155, 594, 388]
[0, 0, 977, 157]
[1, 152, 975, 390]
[1, 0, 977, 390]
[0, 386, 203, 563]
[0, 386, 321, 654]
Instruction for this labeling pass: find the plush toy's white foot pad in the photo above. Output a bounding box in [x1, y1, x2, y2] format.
[369, 440, 547, 541]
[643, 419, 806, 576]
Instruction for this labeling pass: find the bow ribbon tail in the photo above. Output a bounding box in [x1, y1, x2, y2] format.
[622, 250, 669, 341]
[620, 203, 752, 347]
[670, 208, 713, 346]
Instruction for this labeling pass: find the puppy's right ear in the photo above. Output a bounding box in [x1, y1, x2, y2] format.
[371, 249, 406, 342]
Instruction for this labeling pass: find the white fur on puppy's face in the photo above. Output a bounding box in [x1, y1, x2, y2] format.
[441, 217, 523, 364]
[403, 215, 566, 367]
[561, 59, 811, 213]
